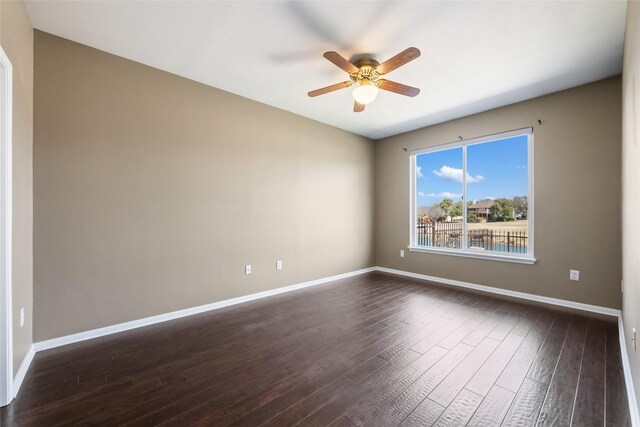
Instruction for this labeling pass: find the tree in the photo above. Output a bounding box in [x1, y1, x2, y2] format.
[424, 205, 446, 222]
[438, 199, 453, 215]
[467, 210, 481, 223]
[489, 198, 515, 222]
[450, 201, 463, 218]
[514, 196, 528, 219]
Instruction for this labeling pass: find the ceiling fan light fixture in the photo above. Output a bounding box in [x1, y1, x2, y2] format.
[352, 79, 379, 105]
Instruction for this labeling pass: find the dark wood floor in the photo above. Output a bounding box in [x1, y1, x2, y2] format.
[0, 272, 631, 426]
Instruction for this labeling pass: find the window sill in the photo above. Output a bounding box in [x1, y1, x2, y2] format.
[407, 246, 536, 265]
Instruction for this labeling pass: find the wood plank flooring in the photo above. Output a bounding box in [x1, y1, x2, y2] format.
[0, 272, 631, 426]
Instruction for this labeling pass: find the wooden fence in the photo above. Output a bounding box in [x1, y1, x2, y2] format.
[416, 218, 528, 253]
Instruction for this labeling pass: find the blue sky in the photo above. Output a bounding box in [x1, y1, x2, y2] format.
[416, 135, 528, 206]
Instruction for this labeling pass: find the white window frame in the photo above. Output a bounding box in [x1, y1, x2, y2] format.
[409, 127, 535, 264]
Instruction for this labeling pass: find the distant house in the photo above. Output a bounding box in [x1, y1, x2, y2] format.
[468, 199, 494, 221]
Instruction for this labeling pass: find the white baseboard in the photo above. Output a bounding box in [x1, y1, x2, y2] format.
[33, 265, 621, 351]
[373, 266, 621, 318]
[13, 344, 34, 397]
[619, 317, 640, 427]
[21, 265, 640, 422]
[34, 267, 375, 352]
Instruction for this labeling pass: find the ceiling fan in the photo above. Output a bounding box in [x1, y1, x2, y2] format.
[308, 47, 421, 112]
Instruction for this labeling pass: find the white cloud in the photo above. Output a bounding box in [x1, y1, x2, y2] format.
[517, 165, 527, 169]
[420, 191, 462, 199]
[416, 166, 424, 178]
[433, 165, 483, 183]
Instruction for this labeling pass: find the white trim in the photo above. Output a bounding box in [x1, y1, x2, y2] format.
[0, 46, 13, 408]
[410, 127, 534, 262]
[34, 267, 375, 352]
[373, 266, 620, 317]
[21, 264, 640, 424]
[618, 317, 640, 427]
[528, 127, 535, 258]
[409, 154, 416, 250]
[31, 264, 621, 350]
[408, 246, 536, 264]
[12, 345, 34, 398]
[462, 143, 468, 253]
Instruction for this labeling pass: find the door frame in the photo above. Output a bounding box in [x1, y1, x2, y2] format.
[0, 45, 14, 407]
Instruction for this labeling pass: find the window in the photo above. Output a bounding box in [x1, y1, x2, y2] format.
[410, 128, 534, 263]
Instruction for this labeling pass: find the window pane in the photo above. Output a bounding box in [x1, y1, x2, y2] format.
[415, 147, 463, 249]
[466, 135, 529, 254]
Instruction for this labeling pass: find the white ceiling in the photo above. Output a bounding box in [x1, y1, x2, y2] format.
[25, 1, 627, 140]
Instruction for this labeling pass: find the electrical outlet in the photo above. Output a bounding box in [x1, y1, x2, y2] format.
[245, 265, 252, 275]
[569, 270, 580, 281]
[20, 308, 24, 327]
[400, 250, 405, 258]
[276, 260, 283, 270]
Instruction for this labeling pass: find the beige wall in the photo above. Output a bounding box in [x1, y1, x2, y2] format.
[375, 77, 622, 309]
[0, 0, 34, 375]
[31, 24, 626, 351]
[622, 0, 640, 410]
[33, 31, 374, 341]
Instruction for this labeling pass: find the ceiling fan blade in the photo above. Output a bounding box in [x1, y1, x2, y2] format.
[354, 101, 365, 113]
[307, 81, 353, 97]
[323, 51, 359, 74]
[377, 79, 420, 97]
[376, 47, 421, 75]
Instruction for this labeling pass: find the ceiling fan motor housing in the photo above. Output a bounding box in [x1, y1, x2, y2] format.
[351, 58, 381, 83]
